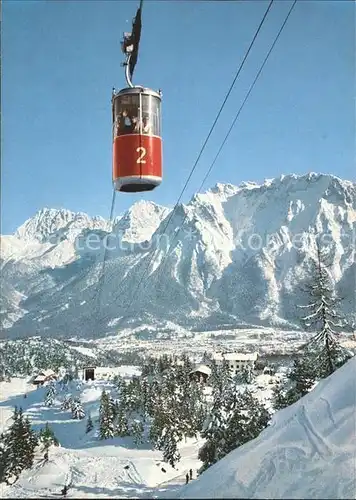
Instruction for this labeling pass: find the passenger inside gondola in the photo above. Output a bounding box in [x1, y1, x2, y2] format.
[142, 115, 151, 134]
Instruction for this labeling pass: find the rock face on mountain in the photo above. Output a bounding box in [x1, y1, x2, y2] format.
[1, 173, 355, 340]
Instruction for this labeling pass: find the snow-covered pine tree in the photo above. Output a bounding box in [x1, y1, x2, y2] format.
[140, 377, 150, 421]
[62, 372, 72, 384]
[44, 384, 56, 407]
[99, 390, 114, 439]
[221, 357, 233, 388]
[288, 355, 316, 396]
[272, 355, 316, 410]
[210, 357, 232, 399]
[221, 390, 270, 460]
[22, 416, 38, 469]
[0, 432, 10, 484]
[0, 364, 5, 382]
[61, 394, 73, 411]
[71, 398, 85, 420]
[115, 401, 129, 437]
[157, 354, 172, 374]
[114, 374, 126, 397]
[86, 413, 94, 434]
[208, 358, 220, 391]
[141, 355, 158, 377]
[180, 353, 194, 374]
[39, 422, 59, 461]
[198, 393, 228, 471]
[4, 407, 38, 483]
[130, 420, 144, 446]
[149, 407, 166, 447]
[272, 383, 292, 411]
[178, 375, 206, 438]
[239, 363, 255, 384]
[161, 428, 181, 468]
[109, 395, 118, 420]
[4, 407, 24, 482]
[299, 240, 352, 378]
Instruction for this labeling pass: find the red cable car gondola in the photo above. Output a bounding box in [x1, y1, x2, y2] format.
[112, 86, 162, 192]
[112, 0, 162, 193]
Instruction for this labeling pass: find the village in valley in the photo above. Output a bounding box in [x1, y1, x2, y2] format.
[29, 349, 279, 389]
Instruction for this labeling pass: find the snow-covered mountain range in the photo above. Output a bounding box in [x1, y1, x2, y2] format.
[1, 173, 355, 340]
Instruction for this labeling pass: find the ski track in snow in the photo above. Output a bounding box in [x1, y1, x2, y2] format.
[320, 396, 337, 427]
[298, 404, 333, 458]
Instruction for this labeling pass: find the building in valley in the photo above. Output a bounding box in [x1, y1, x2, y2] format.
[212, 352, 258, 376]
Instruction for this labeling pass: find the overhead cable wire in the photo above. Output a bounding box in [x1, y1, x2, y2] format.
[123, 0, 275, 311]
[152, 0, 298, 290]
[198, 0, 297, 193]
[93, 188, 117, 319]
[170, 0, 298, 249]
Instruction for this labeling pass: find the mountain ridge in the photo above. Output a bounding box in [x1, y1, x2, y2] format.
[1, 172, 355, 340]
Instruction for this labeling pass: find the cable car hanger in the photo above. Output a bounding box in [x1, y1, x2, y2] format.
[121, 0, 143, 88]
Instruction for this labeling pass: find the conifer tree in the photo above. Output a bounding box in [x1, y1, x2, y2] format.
[0, 432, 10, 484]
[99, 390, 114, 439]
[149, 408, 166, 447]
[130, 420, 144, 446]
[272, 383, 293, 411]
[239, 364, 255, 384]
[208, 359, 220, 391]
[299, 240, 352, 378]
[162, 428, 181, 468]
[44, 384, 56, 407]
[61, 395, 72, 411]
[272, 355, 316, 411]
[115, 403, 129, 437]
[4, 407, 38, 483]
[86, 413, 94, 434]
[71, 398, 85, 420]
[223, 390, 270, 457]
[288, 356, 316, 395]
[39, 422, 59, 461]
[210, 357, 232, 399]
[0, 365, 5, 383]
[198, 393, 228, 471]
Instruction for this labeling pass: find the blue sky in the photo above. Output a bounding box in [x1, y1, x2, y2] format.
[2, 0, 354, 234]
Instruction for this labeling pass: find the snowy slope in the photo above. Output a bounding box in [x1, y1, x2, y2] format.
[1, 173, 355, 339]
[0, 372, 202, 499]
[176, 356, 356, 499]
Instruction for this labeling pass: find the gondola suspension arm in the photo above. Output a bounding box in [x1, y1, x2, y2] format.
[125, 54, 134, 88]
[121, 0, 144, 87]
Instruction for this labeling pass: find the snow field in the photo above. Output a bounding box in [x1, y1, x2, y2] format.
[0, 368, 203, 498]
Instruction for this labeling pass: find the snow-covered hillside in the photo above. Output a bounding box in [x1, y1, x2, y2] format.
[0, 369, 203, 499]
[176, 356, 356, 499]
[1, 173, 355, 339]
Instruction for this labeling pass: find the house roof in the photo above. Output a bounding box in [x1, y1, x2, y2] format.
[34, 375, 46, 382]
[213, 352, 258, 361]
[38, 369, 56, 377]
[189, 364, 212, 376]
